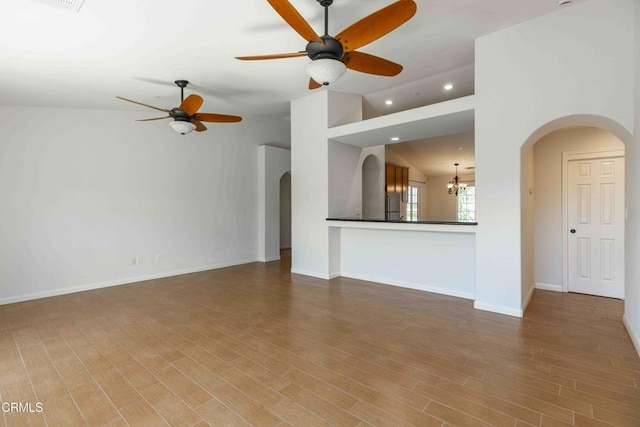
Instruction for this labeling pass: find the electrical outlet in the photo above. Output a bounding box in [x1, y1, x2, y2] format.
[136, 256, 143, 265]
[355, 208, 361, 217]
[131, 257, 138, 265]
[155, 254, 161, 263]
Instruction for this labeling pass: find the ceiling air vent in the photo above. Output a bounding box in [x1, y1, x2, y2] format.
[33, 0, 85, 12]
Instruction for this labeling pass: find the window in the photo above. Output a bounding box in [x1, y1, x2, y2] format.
[457, 186, 476, 222]
[406, 185, 419, 221]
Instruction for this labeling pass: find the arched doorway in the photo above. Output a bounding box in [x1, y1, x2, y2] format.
[279, 172, 291, 264]
[521, 115, 632, 305]
[362, 154, 384, 220]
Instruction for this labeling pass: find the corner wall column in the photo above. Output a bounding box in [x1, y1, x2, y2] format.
[290, 90, 362, 279]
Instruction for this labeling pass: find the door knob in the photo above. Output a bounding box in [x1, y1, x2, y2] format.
[570, 229, 576, 234]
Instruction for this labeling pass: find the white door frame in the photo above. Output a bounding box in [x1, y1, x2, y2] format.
[562, 148, 625, 293]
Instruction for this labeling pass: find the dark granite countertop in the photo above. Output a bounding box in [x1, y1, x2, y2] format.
[326, 218, 478, 226]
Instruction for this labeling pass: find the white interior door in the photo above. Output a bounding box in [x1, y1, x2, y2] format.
[567, 156, 624, 298]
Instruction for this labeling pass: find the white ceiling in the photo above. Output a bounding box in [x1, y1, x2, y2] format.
[0, 0, 573, 120]
[387, 131, 475, 177]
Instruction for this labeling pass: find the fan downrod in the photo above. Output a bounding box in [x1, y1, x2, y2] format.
[175, 80, 189, 102]
[307, 0, 341, 60]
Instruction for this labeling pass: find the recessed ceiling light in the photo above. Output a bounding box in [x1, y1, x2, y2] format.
[390, 137, 400, 142]
[458, 146, 463, 150]
[444, 83, 454, 91]
[385, 99, 393, 105]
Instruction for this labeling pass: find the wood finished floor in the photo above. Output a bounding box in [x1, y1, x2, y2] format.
[1, 251, 639, 426]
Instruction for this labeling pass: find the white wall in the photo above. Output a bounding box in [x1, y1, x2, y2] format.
[533, 128, 624, 291]
[280, 172, 291, 249]
[0, 106, 290, 304]
[258, 145, 291, 261]
[625, 0, 640, 355]
[291, 91, 363, 279]
[328, 140, 362, 218]
[330, 144, 387, 221]
[521, 144, 535, 310]
[475, 0, 634, 317]
[291, 91, 332, 278]
[339, 227, 475, 299]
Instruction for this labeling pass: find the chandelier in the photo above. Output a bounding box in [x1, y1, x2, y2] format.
[447, 163, 467, 196]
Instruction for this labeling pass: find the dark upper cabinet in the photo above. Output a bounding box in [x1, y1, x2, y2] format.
[401, 167, 409, 202]
[385, 163, 409, 202]
[386, 163, 396, 194]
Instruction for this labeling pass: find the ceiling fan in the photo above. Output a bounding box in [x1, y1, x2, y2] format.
[236, 0, 417, 89]
[116, 80, 242, 135]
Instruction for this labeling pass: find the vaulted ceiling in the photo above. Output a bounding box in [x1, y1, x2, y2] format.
[0, 0, 572, 120]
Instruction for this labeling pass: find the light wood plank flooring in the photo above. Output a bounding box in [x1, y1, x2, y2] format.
[1, 251, 639, 426]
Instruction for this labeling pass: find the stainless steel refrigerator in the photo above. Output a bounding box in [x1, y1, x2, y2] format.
[385, 193, 402, 221]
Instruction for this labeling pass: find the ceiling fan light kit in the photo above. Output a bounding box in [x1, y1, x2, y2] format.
[169, 120, 197, 135]
[305, 58, 346, 86]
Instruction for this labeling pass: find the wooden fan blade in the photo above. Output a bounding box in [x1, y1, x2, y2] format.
[308, 78, 322, 90]
[180, 94, 204, 116]
[116, 96, 171, 113]
[235, 52, 307, 60]
[192, 119, 208, 132]
[194, 113, 243, 123]
[335, 0, 417, 52]
[267, 0, 323, 43]
[342, 51, 403, 76]
[136, 116, 171, 122]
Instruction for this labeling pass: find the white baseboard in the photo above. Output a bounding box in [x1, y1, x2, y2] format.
[0, 257, 259, 306]
[290, 268, 332, 280]
[281, 269, 339, 280]
[341, 272, 475, 300]
[522, 285, 535, 314]
[535, 282, 563, 292]
[259, 256, 281, 262]
[474, 301, 523, 318]
[623, 314, 640, 357]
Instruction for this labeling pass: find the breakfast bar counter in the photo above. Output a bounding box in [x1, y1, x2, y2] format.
[325, 218, 476, 300]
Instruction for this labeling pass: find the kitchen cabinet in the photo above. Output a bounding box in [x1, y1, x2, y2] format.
[385, 163, 409, 202]
[385, 163, 396, 195]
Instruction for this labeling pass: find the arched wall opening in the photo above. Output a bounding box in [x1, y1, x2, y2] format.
[279, 172, 292, 252]
[258, 145, 291, 263]
[520, 114, 632, 311]
[361, 154, 384, 220]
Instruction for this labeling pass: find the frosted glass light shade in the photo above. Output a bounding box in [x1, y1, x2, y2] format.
[169, 120, 196, 135]
[305, 58, 346, 86]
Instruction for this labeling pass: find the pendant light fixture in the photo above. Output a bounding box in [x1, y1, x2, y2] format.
[447, 163, 467, 196]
